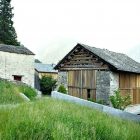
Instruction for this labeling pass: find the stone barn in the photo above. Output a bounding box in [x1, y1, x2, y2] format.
[54, 43, 140, 104]
[0, 44, 35, 87]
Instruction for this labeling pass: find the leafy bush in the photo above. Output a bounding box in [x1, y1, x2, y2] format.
[40, 76, 57, 95]
[110, 90, 131, 110]
[19, 85, 37, 100]
[57, 84, 67, 94]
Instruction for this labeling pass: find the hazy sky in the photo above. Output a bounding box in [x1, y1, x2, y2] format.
[11, 0, 140, 63]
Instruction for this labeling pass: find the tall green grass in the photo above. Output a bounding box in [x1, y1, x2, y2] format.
[0, 97, 140, 140]
[0, 80, 37, 104]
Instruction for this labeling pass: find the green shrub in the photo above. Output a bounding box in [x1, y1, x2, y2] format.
[19, 85, 37, 100]
[40, 76, 57, 95]
[57, 85, 67, 94]
[110, 90, 131, 110]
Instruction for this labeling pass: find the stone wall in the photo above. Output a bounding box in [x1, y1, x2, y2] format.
[96, 71, 119, 104]
[96, 71, 110, 103]
[57, 71, 68, 89]
[0, 51, 34, 87]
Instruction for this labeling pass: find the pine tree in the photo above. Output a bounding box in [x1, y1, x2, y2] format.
[0, 0, 20, 46]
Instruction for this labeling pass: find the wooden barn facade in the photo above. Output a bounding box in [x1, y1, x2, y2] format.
[55, 43, 140, 104]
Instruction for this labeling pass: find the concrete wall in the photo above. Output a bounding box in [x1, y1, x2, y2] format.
[0, 51, 34, 87]
[52, 91, 140, 123]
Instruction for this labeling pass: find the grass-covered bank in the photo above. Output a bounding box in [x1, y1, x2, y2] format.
[0, 80, 37, 104]
[0, 97, 140, 140]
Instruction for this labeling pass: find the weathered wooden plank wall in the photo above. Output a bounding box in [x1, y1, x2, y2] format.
[119, 73, 140, 104]
[68, 70, 96, 100]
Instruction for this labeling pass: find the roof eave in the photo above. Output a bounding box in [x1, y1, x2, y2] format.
[117, 69, 140, 74]
[54, 43, 118, 70]
[54, 44, 80, 69]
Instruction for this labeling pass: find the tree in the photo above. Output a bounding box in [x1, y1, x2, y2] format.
[0, 0, 20, 46]
[35, 59, 42, 63]
[40, 76, 57, 95]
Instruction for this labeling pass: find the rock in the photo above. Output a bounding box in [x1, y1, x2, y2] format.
[19, 93, 30, 101]
[124, 104, 140, 115]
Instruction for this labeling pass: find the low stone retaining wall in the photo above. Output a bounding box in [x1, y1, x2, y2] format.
[52, 91, 140, 123]
[19, 93, 30, 101]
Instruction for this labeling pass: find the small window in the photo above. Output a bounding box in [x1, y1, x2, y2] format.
[87, 89, 91, 99]
[13, 75, 22, 81]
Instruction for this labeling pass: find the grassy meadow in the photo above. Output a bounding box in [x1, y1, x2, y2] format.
[0, 97, 140, 140]
[0, 80, 37, 104]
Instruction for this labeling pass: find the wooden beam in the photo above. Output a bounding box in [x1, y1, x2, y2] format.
[68, 86, 96, 90]
[59, 67, 109, 70]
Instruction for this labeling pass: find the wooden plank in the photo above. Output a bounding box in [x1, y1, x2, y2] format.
[82, 89, 87, 100]
[130, 74, 136, 88]
[138, 89, 140, 104]
[59, 67, 108, 71]
[136, 75, 140, 87]
[135, 88, 140, 104]
[65, 60, 95, 65]
[68, 70, 96, 101]
[71, 54, 91, 57]
[120, 88, 140, 104]
[90, 90, 96, 101]
[72, 56, 93, 60]
[68, 86, 96, 90]
[62, 65, 108, 68]
[133, 89, 137, 104]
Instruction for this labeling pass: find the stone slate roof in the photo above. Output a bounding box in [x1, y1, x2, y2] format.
[55, 43, 140, 73]
[0, 44, 34, 55]
[35, 63, 58, 73]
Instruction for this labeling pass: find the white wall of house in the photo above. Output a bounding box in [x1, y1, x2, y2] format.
[0, 51, 34, 87]
[110, 72, 119, 95]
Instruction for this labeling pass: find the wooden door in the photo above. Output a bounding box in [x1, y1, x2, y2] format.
[68, 70, 96, 100]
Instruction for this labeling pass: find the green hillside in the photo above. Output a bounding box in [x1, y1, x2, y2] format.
[0, 80, 37, 104]
[0, 97, 140, 140]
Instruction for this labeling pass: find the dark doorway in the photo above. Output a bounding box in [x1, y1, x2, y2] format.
[87, 89, 91, 99]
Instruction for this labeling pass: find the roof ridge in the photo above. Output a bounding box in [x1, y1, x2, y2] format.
[79, 43, 140, 73]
